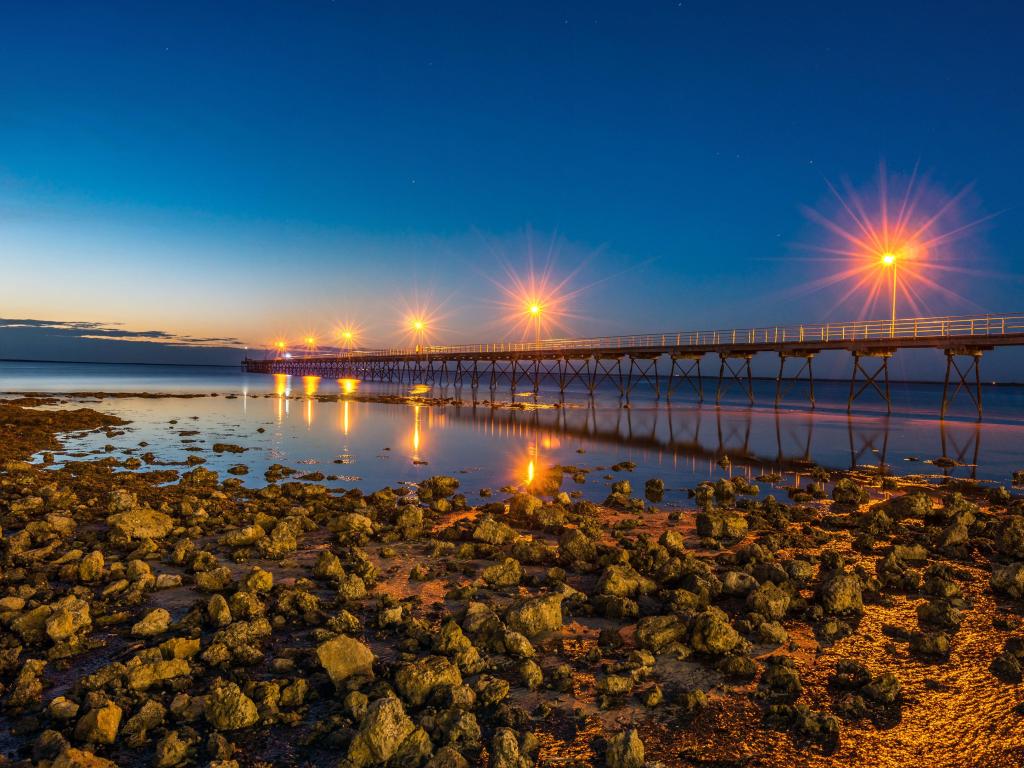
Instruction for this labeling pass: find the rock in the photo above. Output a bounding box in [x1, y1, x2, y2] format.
[78, 550, 104, 582]
[910, 631, 950, 657]
[205, 680, 259, 730]
[8, 659, 46, 708]
[819, 573, 863, 615]
[998, 517, 1024, 559]
[223, 525, 264, 547]
[645, 478, 665, 501]
[832, 478, 869, 506]
[346, 696, 416, 767]
[473, 516, 519, 545]
[605, 728, 644, 768]
[423, 475, 460, 497]
[482, 558, 523, 588]
[519, 659, 543, 690]
[212, 443, 246, 453]
[759, 656, 802, 701]
[559, 529, 597, 564]
[207, 594, 232, 627]
[636, 615, 689, 653]
[677, 688, 708, 717]
[52, 748, 117, 768]
[721, 570, 758, 595]
[49, 697, 80, 721]
[127, 659, 190, 691]
[107, 508, 174, 540]
[504, 594, 563, 637]
[474, 674, 509, 706]
[695, 511, 748, 540]
[597, 565, 656, 598]
[863, 672, 901, 704]
[509, 493, 542, 519]
[317, 635, 375, 686]
[502, 631, 535, 658]
[427, 747, 471, 768]
[154, 730, 192, 767]
[491, 728, 531, 768]
[746, 582, 790, 621]
[690, 608, 741, 655]
[46, 596, 92, 642]
[132, 608, 171, 637]
[991, 563, 1024, 598]
[74, 701, 122, 745]
[395, 656, 463, 706]
[243, 566, 274, 593]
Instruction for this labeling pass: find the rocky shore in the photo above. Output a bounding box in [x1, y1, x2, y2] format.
[1, 396, 1023, 767]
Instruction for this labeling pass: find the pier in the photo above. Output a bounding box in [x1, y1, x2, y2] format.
[243, 313, 1024, 417]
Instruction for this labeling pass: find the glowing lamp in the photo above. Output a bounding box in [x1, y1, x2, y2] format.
[529, 303, 541, 316]
[881, 252, 896, 266]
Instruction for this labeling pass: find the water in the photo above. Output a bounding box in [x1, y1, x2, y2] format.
[3, 360, 1023, 499]
[4, 359, 1024, 768]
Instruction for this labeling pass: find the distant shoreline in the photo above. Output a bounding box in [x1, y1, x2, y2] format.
[0, 357, 240, 369]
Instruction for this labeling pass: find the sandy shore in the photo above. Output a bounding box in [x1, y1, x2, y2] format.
[1, 395, 1023, 767]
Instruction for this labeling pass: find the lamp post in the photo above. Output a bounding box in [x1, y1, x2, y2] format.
[412, 320, 425, 353]
[529, 303, 541, 347]
[880, 253, 897, 337]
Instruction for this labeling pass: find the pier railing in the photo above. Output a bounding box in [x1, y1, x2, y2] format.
[288, 312, 1024, 359]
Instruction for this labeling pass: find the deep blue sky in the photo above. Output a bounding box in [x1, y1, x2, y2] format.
[1, 0, 1023, 367]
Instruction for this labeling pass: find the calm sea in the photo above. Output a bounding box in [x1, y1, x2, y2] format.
[3, 359, 1023, 503]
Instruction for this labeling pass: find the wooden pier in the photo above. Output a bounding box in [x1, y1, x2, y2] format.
[243, 313, 1024, 418]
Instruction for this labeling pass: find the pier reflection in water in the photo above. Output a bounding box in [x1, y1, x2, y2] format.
[39, 375, 1012, 504]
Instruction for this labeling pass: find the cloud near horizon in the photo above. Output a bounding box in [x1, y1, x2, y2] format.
[0, 318, 244, 348]
[0, 318, 247, 366]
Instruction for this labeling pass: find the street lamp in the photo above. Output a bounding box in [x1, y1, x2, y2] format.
[528, 302, 542, 346]
[880, 252, 897, 335]
[411, 319, 426, 353]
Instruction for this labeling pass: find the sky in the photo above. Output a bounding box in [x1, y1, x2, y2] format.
[1, 0, 1023, 368]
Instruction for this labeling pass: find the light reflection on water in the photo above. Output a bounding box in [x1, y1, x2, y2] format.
[14, 377, 1024, 499]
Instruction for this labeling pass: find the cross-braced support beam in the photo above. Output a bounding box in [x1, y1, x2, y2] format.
[941, 347, 987, 420]
[668, 353, 703, 402]
[625, 356, 660, 401]
[558, 356, 592, 396]
[775, 350, 818, 408]
[847, 414, 890, 469]
[848, 350, 894, 413]
[716, 353, 754, 405]
[590, 356, 625, 397]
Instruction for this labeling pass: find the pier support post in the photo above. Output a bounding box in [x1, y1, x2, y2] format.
[558, 356, 592, 397]
[716, 353, 754, 405]
[667, 353, 704, 402]
[590, 356, 626, 398]
[625, 355, 660, 401]
[775, 350, 818, 408]
[847, 350, 894, 413]
[941, 346, 988, 420]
